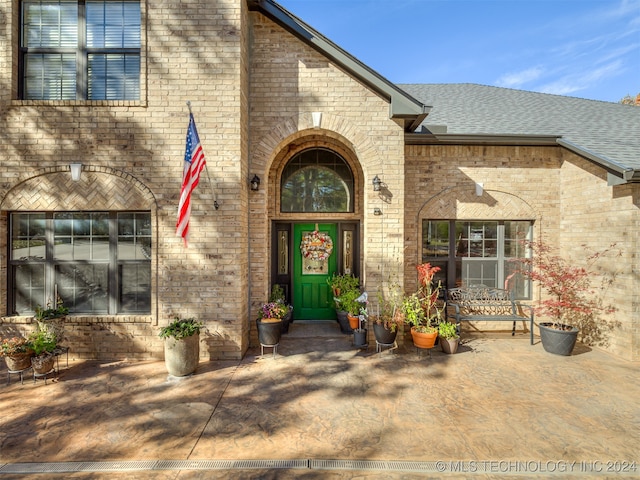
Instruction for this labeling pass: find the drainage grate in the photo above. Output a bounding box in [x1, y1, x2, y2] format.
[311, 459, 440, 473]
[156, 459, 308, 470]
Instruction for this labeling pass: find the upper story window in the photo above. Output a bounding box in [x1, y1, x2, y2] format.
[20, 0, 140, 100]
[281, 148, 354, 213]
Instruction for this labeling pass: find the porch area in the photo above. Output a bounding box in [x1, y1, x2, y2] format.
[1, 322, 638, 478]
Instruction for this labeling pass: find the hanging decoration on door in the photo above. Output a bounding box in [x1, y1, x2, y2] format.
[300, 228, 333, 274]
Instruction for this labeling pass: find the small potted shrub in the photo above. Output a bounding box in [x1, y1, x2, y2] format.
[269, 284, 293, 333]
[438, 321, 460, 354]
[403, 263, 445, 349]
[329, 274, 360, 333]
[34, 296, 69, 344]
[517, 240, 621, 356]
[257, 301, 288, 347]
[159, 317, 203, 376]
[28, 329, 57, 374]
[1, 336, 33, 371]
[371, 288, 403, 345]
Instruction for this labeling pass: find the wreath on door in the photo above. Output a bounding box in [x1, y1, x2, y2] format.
[300, 230, 333, 261]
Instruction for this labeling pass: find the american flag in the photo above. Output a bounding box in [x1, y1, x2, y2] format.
[176, 113, 206, 245]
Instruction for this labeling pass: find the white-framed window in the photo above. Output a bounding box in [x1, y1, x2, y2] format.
[422, 220, 532, 298]
[19, 0, 140, 100]
[9, 211, 151, 314]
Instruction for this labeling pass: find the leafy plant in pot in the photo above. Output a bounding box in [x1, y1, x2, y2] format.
[370, 286, 403, 345]
[269, 284, 293, 333]
[1, 336, 33, 371]
[403, 263, 445, 350]
[34, 296, 69, 345]
[28, 329, 57, 374]
[516, 240, 621, 356]
[159, 317, 203, 376]
[257, 301, 288, 347]
[329, 274, 360, 333]
[438, 321, 460, 354]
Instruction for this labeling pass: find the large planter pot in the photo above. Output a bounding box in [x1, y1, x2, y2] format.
[410, 327, 438, 349]
[280, 307, 293, 334]
[353, 328, 368, 348]
[256, 319, 282, 346]
[164, 333, 200, 376]
[4, 352, 33, 371]
[440, 337, 460, 354]
[37, 316, 66, 344]
[539, 322, 579, 356]
[373, 323, 398, 345]
[336, 310, 353, 334]
[31, 353, 55, 374]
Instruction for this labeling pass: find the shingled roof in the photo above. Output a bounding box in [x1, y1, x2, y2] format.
[400, 84, 640, 183]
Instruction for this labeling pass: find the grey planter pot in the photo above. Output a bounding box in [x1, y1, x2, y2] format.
[256, 319, 282, 346]
[353, 328, 368, 348]
[164, 333, 200, 376]
[439, 337, 460, 354]
[336, 310, 353, 334]
[539, 322, 579, 356]
[373, 323, 397, 345]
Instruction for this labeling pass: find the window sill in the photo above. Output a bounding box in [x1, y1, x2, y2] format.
[12, 100, 147, 108]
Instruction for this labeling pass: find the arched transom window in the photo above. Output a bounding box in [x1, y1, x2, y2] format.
[280, 148, 354, 213]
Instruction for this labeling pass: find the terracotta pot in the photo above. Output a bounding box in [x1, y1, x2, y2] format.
[347, 314, 360, 329]
[31, 353, 55, 374]
[411, 327, 438, 349]
[4, 352, 33, 371]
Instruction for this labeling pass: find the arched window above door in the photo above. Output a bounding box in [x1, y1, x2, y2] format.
[280, 148, 354, 213]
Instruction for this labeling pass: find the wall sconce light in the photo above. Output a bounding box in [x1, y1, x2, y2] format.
[250, 174, 261, 191]
[475, 182, 484, 197]
[70, 163, 82, 181]
[372, 175, 381, 192]
[312, 111, 322, 128]
[373, 208, 382, 216]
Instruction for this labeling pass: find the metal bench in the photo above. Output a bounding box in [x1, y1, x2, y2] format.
[447, 286, 534, 344]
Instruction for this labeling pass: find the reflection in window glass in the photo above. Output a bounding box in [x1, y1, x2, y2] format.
[281, 148, 354, 213]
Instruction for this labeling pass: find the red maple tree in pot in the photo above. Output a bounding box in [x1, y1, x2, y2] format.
[515, 240, 622, 349]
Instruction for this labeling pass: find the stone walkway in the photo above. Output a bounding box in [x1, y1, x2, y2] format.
[1, 321, 639, 479]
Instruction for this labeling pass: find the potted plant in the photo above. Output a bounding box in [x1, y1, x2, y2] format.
[339, 289, 364, 330]
[1, 336, 33, 371]
[370, 287, 403, 345]
[34, 296, 69, 344]
[159, 317, 203, 376]
[329, 274, 360, 333]
[517, 240, 621, 356]
[28, 329, 57, 374]
[269, 284, 293, 333]
[403, 263, 445, 349]
[438, 321, 460, 354]
[353, 304, 368, 348]
[327, 273, 360, 298]
[256, 301, 287, 347]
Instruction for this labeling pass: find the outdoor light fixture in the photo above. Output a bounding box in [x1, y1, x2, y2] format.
[372, 175, 381, 192]
[475, 182, 484, 197]
[373, 208, 382, 216]
[250, 174, 261, 191]
[70, 163, 82, 181]
[312, 111, 322, 128]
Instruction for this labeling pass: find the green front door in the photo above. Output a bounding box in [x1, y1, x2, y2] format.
[293, 223, 337, 320]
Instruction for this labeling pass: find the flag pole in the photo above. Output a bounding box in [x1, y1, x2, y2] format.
[186, 100, 219, 210]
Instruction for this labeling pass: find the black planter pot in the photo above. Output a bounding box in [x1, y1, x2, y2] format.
[281, 307, 293, 334]
[539, 322, 579, 356]
[336, 310, 353, 334]
[256, 319, 283, 346]
[373, 323, 398, 345]
[353, 328, 368, 348]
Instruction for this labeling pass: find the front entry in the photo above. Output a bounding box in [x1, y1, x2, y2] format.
[293, 223, 337, 320]
[272, 221, 359, 321]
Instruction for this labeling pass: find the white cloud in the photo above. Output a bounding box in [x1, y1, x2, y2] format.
[495, 67, 544, 88]
[538, 61, 625, 96]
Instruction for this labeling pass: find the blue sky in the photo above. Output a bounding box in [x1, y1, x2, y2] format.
[276, 0, 640, 103]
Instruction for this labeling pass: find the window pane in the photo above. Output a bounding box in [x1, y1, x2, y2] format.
[281, 149, 354, 213]
[119, 264, 151, 312]
[11, 213, 46, 260]
[54, 213, 109, 260]
[24, 53, 76, 100]
[118, 212, 151, 260]
[57, 263, 108, 313]
[87, 0, 140, 48]
[88, 54, 140, 100]
[14, 264, 46, 313]
[422, 220, 449, 260]
[23, 0, 78, 48]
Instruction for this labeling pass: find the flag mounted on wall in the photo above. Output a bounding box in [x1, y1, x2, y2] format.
[176, 112, 207, 246]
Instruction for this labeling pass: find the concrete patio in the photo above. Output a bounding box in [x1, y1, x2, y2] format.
[1, 321, 639, 479]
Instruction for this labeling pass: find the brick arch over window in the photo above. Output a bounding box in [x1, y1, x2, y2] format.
[0, 165, 156, 211]
[418, 187, 538, 220]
